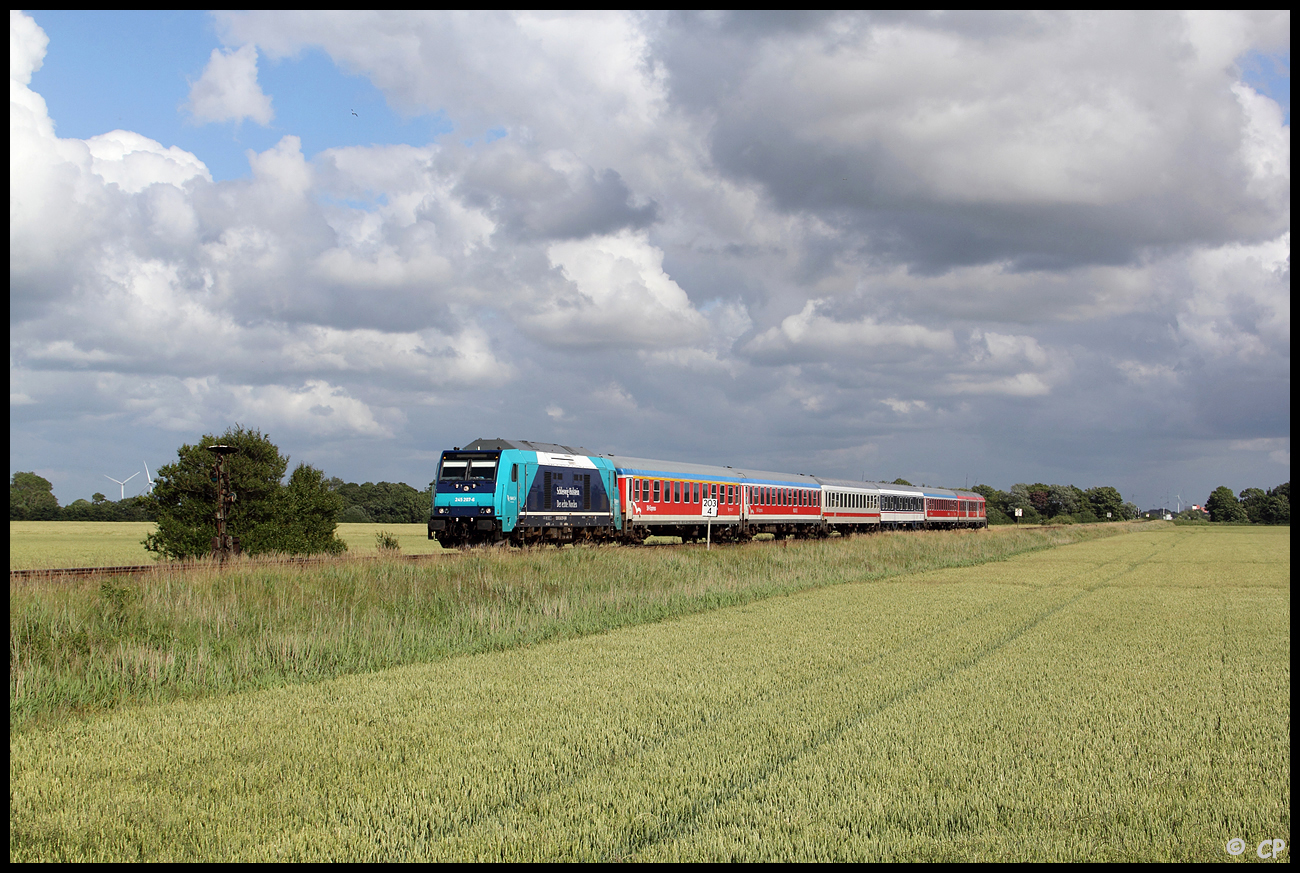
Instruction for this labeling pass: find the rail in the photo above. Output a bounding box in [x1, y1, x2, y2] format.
[9, 552, 452, 582]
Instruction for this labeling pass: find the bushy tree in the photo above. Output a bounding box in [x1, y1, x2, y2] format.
[1006, 484, 1043, 522]
[1245, 482, 1290, 525]
[891, 478, 914, 486]
[1086, 486, 1125, 521]
[1120, 501, 1140, 520]
[338, 504, 373, 523]
[10, 472, 60, 520]
[1046, 484, 1080, 518]
[1204, 486, 1248, 523]
[144, 425, 344, 559]
[258, 464, 347, 556]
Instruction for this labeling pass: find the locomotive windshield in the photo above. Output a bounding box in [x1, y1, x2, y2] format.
[438, 454, 498, 481]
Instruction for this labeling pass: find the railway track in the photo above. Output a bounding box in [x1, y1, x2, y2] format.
[9, 552, 453, 582]
[9, 533, 826, 582]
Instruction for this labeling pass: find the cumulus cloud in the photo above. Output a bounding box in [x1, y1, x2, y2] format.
[8, 10, 1292, 509]
[745, 299, 955, 362]
[533, 230, 709, 346]
[185, 44, 274, 125]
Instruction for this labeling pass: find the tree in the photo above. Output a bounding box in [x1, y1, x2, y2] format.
[972, 484, 1009, 519]
[1204, 486, 1248, 523]
[144, 425, 345, 559]
[260, 464, 347, 556]
[1086, 486, 1125, 521]
[339, 504, 373, 523]
[1046, 484, 1080, 518]
[1006, 484, 1042, 522]
[891, 478, 914, 486]
[10, 472, 60, 520]
[1238, 488, 1269, 524]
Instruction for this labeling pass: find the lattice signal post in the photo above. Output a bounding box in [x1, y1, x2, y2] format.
[207, 444, 241, 559]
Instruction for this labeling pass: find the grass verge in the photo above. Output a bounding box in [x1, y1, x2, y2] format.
[11, 524, 1133, 734]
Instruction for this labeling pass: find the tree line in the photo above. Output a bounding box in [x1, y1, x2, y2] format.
[970, 483, 1138, 525]
[10, 472, 159, 521]
[1200, 483, 1289, 524]
[11, 470, 431, 525]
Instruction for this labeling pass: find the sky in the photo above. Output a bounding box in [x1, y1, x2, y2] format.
[10, 11, 1291, 512]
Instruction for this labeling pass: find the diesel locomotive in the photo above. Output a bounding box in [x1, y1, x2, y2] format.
[428, 438, 986, 548]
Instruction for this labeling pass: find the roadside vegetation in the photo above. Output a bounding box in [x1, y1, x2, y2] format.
[11, 524, 1129, 733]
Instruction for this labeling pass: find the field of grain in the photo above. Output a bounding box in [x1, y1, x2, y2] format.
[10, 525, 1288, 861]
[7, 522, 442, 570]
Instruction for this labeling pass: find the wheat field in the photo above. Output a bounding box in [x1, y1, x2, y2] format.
[9, 525, 1289, 861]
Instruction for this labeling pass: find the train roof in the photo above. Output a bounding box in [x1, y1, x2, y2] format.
[459, 438, 597, 455]
[607, 455, 821, 486]
[451, 441, 984, 499]
[817, 476, 900, 491]
[920, 486, 983, 499]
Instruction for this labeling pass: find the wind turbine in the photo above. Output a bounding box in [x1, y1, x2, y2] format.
[143, 462, 155, 494]
[105, 471, 138, 500]
[1176, 494, 1182, 513]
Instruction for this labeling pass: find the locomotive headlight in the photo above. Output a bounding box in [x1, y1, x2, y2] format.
[479, 506, 494, 515]
[436, 507, 448, 514]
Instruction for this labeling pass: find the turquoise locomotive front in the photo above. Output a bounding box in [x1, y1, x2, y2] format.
[429, 439, 621, 547]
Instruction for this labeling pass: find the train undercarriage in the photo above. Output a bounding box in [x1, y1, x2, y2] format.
[430, 516, 988, 549]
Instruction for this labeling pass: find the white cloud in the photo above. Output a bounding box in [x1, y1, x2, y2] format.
[881, 398, 928, 415]
[1230, 437, 1290, 466]
[9, 10, 47, 85]
[943, 372, 1052, 397]
[534, 230, 708, 346]
[185, 44, 274, 126]
[83, 130, 211, 193]
[746, 299, 955, 360]
[1177, 232, 1290, 359]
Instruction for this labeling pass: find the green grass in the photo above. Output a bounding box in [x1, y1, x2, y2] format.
[9, 525, 1288, 860]
[12, 524, 1117, 733]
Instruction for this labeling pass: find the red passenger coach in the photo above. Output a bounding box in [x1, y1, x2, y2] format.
[922, 488, 987, 529]
[612, 455, 749, 542]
